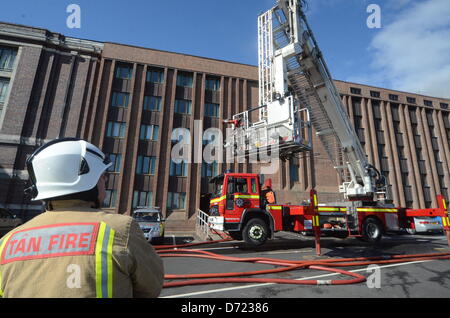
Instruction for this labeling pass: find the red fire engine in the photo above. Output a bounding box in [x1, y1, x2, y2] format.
[207, 0, 450, 250]
[208, 172, 450, 250]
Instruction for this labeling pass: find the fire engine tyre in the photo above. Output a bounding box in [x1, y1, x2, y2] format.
[243, 218, 269, 247]
[362, 218, 383, 243]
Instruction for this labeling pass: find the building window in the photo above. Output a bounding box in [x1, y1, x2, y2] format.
[202, 161, 218, 178]
[143, 96, 161, 111]
[111, 92, 130, 108]
[370, 91, 380, 98]
[289, 161, 300, 182]
[206, 78, 220, 91]
[350, 87, 361, 95]
[136, 156, 156, 175]
[133, 191, 153, 208]
[204, 103, 220, 118]
[167, 192, 186, 210]
[107, 153, 122, 173]
[0, 78, 10, 105]
[407, 97, 416, 104]
[389, 94, 399, 101]
[146, 69, 164, 83]
[103, 189, 118, 208]
[0, 46, 17, 71]
[174, 99, 192, 115]
[441, 103, 449, 110]
[106, 121, 126, 138]
[177, 73, 193, 87]
[140, 124, 159, 141]
[115, 64, 133, 79]
[170, 160, 188, 177]
[424, 100, 433, 107]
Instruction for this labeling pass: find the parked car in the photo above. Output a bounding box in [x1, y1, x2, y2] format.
[0, 208, 22, 237]
[406, 216, 443, 235]
[132, 207, 165, 244]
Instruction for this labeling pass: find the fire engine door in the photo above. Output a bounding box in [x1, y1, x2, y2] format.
[226, 177, 250, 215]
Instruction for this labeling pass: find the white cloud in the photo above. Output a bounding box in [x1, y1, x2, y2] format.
[366, 0, 450, 98]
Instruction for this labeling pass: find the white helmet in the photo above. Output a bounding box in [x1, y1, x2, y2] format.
[26, 138, 112, 201]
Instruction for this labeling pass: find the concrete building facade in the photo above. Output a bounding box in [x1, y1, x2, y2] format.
[1, 22, 449, 231]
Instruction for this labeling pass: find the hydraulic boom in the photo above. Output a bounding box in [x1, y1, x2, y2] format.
[226, 0, 387, 202]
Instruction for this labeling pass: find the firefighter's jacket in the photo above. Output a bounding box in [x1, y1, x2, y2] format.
[0, 200, 164, 298]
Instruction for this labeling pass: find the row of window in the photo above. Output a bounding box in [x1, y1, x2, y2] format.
[110, 92, 220, 118]
[107, 154, 156, 175]
[104, 189, 187, 210]
[106, 122, 159, 140]
[107, 153, 221, 179]
[114, 64, 220, 91]
[350, 87, 449, 109]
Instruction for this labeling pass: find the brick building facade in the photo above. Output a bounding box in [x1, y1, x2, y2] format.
[1, 22, 449, 231]
[0, 22, 102, 219]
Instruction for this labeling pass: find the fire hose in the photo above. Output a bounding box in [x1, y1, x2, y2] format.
[154, 240, 450, 288]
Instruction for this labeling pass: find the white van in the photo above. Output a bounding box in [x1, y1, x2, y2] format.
[132, 207, 165, 244]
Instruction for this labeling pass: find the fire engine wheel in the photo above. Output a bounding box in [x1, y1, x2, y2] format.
[243, 218, 269, 247]
[362, 218, 383, 243]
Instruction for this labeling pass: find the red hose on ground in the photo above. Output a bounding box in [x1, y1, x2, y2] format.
[157, 240, 450, 289]
[163, 265, 367, 288]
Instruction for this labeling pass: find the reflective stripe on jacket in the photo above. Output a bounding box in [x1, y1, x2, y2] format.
[0, 200, 164, 298]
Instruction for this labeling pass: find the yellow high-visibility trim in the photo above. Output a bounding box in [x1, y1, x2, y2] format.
[313, 195, 318, 207]
[106, 228, 115, 298]
[210, 195, 226, 204]
[269, 206, 282, 210]
[312, 216, 320, 227]
[357, 208, 398, 213]
[235, 195, 260, 199]
[443, 217, 449, 227]
[443, 199, 447, 210]
[95, 222, 115, 298]
[95, 223, 106, 298]
[318, 207, 347, 212]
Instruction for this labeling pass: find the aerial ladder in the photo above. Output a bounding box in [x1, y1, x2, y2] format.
[226, 0, 387, 202]
[212, 0, 450, 250]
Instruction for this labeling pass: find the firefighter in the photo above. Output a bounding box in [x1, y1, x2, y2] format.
[261, 179, 276, 205]
[0, 138, 164, 298]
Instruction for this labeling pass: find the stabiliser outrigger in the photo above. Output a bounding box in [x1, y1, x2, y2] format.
[207, 0, 450, 254]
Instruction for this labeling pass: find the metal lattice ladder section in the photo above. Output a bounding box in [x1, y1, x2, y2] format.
[288, 71, 351, 184]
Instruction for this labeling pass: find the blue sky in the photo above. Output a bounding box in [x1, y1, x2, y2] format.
[1, 0, 449, 98]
